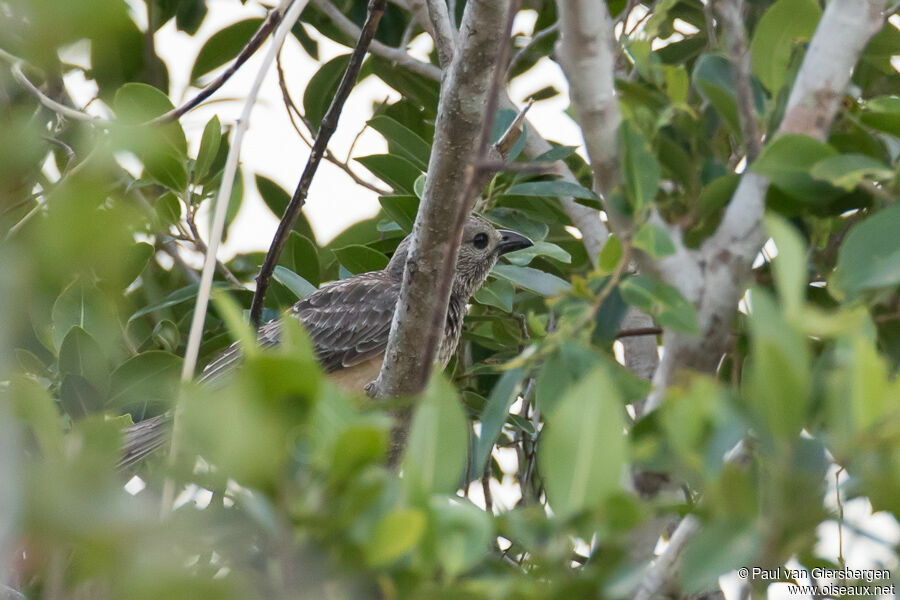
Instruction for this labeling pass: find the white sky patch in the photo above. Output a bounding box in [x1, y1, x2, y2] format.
[124, 475, 146, 495]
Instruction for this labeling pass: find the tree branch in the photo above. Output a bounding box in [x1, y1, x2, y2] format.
[371, 0, 513, 398]
[249, 0, 389, 328]
[310, 0, 441, 81]
[553, 1, 626, 229]
[422, 0, 456, 68]
[717, 0, 760, 162]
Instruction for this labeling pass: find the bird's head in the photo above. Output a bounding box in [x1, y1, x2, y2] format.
[386, 216, 533, 299]
[454, 216, 532, 298]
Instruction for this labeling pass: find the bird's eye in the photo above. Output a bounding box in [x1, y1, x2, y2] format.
[473, 232, 489, 249]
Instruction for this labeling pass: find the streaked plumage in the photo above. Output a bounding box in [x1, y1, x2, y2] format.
[118, 217, 532, 469]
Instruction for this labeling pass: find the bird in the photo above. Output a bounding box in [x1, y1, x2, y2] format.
[118, 216, 532, 469]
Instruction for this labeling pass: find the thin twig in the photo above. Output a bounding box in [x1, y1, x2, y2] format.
[149, 5, 288, 125]
[183, 205, 244, 287]
[275, 50, 389, 195]
[506, 22, 558, 78]
[162, 0, 308, 514]
[311, 0, 441, 81]
[6, 145, 100, 239]
[249, 0, 389, 327]
[5, 58, 112, 126]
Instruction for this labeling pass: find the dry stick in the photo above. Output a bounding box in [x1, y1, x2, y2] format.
[161, 0, 307, 514]
[249, 0, 388, 328]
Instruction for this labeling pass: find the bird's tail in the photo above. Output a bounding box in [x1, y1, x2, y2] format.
[118, 413, 173, 470]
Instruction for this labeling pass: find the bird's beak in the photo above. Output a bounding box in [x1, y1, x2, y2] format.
[496, 230, 533, 255]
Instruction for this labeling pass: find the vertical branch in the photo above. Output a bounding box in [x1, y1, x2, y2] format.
[372, 0, 513, 399]
[423, 0, 457, 67]
[162, 0, 308, 512]
[553, 0, 625, 227]
[718, 0, 760, 162]
[249, 0, 389, 327]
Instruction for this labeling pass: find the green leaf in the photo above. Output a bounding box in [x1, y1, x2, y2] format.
[750, 0, 821, 92]
[505, 180, 601, 202]
[355, 154, 422, 195]
[692, 54, 764, 139]
[619, 275, 698, 334]
[58, 326, 108, 395]
[272, 266, 317, 300]
[379, 195, 419, 232]
[744, 290, 810, 439]
[367, 115, 431, 170]
[429, 498, 493, 578]
[194, 115, 221, 182]
[492, 264, 571, 296]
[191, 19, 261, 80]
[541, 368, 627, 517]
[473, 368, 524, 470]
[632, 223, 676, 259]
[279, 232, 320, 286]
[255, 174, 289, 216]
[113, 83, 185, 152]
[860, 96, 900, 136]
[332, 244, 389, 274]
[51, 281, 113, 350]
[486, 208, 549, 242]
[598, 235, 623, 274]
[502, 241, 572, 266]
[303, 54, 351, 131]
[59, 375, 104, 420]
[151, 319, 181, 353]
[254, 176, 315, 238]
[113, 83, 187, 190]
[402, 375, 468, 503]
[128, 282, 231, 322]
[365, 508, 426, 567]
[331, 424, 388, 483]
[750, 134, 839, 202]
[680, 521, 762, 594]
[472, 277, 515, 311]
[413, 173, 426, 199]
[155, 192, 181, 227]
[832, 204, 900, 299]
[810, 153, 894, 191]
[532, 145, 578, 163]
[621, 120, 660, 216]
[107, 351, 182, 420]
[764, 215, 806, 315]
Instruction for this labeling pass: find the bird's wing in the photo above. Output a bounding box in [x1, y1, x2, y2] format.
[292, 271, 398, 372]
[198, 272, 399, 384]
